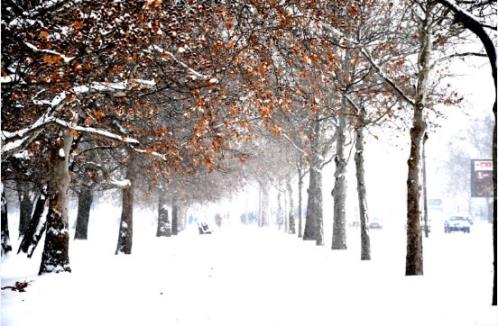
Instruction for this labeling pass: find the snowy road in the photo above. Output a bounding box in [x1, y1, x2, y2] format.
[1, 223, 497, 326]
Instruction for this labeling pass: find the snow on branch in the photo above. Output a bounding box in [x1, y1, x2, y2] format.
[109, 178, 131, 189]
[2, 111, 56, 142]
[2, 76, 157, 160]
[164, 50, 209, 80]
[133, 148, 167, 161]
[1, 130, 43, 160]
[0, 74, 24, 84]
[282, 133, 307, 156]
[343, 93, 362, 112]
[72, 79, 157, 96]
[51, 118, 140, 145]
[25, 42, 75, 63]
[151, 45, 218, 83]
[1, 115, 139, 160]
[8, 0, 74, 27]
[359, 49, 416, 107]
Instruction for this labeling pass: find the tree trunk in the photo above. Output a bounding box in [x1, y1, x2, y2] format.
[27, 220, 47, 258]
[39, 131, 73, 274]
[74, 187, 93, 240]
[493, 107, 497, 306]
[298, 171, 303, 238]
[171, 194, 179, 236]
[259, 181, 270, 227]
[277, 189, 283, 230]
[331, 38, 351, 250]
[157, 191, 171, 237]
[303, 119, 324, 245]
[287, 178, 296, 234]
[115, 150, 135, 255]
[332, 107, 348, 250]
[17, 183, 34, 238]
[284, 188, 288, 232]
[305, 164, 324, 245]
[493, 101, 497, 306]
[355, 112, 371, 260]
[179, 205, 187, 232]
[405, 3, 434, 276]
[258, 184, 263, 227]
[422, 135, 429, 238]
[18, 187, 48, 256]
[1, 185, 12, 256]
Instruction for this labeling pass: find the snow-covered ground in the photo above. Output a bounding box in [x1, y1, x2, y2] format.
[1, 202, 497, 326]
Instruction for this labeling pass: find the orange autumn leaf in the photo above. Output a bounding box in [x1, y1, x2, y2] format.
[212, 139, 221, 152]
[39, 31, 50, 40]
[42, 55, 62, 65]
[225, 17, 234, 30]
[94, 110, 105, 121]
[69, 128, 79, 138]
[83, 116, 94, 126]
[73, 20, 83, 30]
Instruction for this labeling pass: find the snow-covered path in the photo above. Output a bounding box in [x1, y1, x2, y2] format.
[2, 223, 497, 326]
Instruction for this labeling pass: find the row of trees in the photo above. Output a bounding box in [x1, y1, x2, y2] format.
[1, 0, 495, 304]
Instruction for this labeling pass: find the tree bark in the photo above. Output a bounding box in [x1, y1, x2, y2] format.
[115, 150, 135, 255]
[355, 111, 371, 260]
[303, 119, 324, 245]
[332, 37, 351, 250]
[284, 188, 288, 232]
[171, 194, 179, 236]
[493, 105, 497, 306]
[277, 188, 283, 230]
[74, 187, 93, 240]
[179, 205, 187, 232]
[405, 2, 434, 276]
[157, 191, 171, 237]
[298, 169, 304, 237]
[1, 185, 12, 255]
[18, 187, 48, 255]
[39, 131, 73, 274]
[332, 105, 348, 250]
[287, 178, 296, 234]
[259, 181, 270, 227]
[27, 220, 47, 258]
[258, 184, 263, 227]
[422, 135, 429, 238]
[17, 182, 34, 238]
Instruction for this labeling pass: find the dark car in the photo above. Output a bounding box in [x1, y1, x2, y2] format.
[444, 216, 471, 233]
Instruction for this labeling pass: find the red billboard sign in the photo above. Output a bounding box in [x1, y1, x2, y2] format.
[471, 159, 493, 197]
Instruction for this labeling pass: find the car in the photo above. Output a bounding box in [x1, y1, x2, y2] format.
[369, 221, 383, 230]
[444, 216, 471, 233]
